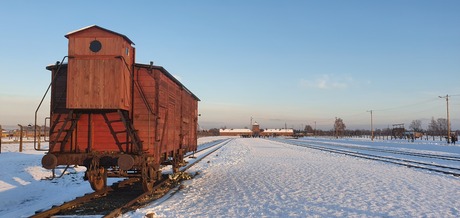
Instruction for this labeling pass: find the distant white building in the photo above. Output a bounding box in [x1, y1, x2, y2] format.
[219, 128, 252, 137]
[261, 128, 294, 137]
[219, 122, 294, 137]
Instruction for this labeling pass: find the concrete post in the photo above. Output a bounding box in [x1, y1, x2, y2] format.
[18, 124, 23, 152]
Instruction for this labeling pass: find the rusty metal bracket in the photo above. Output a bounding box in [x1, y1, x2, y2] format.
[44, 165, 70, 180]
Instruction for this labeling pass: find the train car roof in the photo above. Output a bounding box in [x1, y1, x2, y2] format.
[135, 63, 200, 101]
[65, 25, 135, 45]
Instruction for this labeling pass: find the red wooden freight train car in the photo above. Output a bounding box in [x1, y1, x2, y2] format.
[39, 25, 199, 191]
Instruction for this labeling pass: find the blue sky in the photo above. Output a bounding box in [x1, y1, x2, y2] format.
[0, 1, 459, 130]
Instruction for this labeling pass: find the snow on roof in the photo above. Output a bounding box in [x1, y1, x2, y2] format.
[219, 129, 252, 133]
[263, 128, 294, 133]
[65, 25, 135, 45]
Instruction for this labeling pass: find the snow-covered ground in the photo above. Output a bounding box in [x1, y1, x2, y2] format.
[1, 137, 460, 217]
[0, 136, 232, 217]
[128, 137, 460, 217]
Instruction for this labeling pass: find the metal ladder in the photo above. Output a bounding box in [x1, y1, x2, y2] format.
[102, 110, 143, 153]
[49, 110, 81, 152]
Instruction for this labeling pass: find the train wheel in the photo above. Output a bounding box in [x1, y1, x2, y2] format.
[142, 166, 155, 192]
[88, 167, 107, 191]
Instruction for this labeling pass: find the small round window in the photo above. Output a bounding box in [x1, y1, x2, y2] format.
[89, 40, 102, 52]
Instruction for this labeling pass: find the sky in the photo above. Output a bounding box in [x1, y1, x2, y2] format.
[0, 1, 459, 131]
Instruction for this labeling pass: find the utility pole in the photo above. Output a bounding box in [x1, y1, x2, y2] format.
[439, 95, 451, 143]
[367, 110, 374, 141]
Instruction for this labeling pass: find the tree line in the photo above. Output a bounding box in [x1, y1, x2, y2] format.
[298, 117, 458, 139]
[197, 117, 458, 139]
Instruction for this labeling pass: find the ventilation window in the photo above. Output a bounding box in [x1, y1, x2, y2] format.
[89, 40, 102, 53]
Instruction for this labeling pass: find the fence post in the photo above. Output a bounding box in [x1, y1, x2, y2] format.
[18, 124, 23, 152]
[37, 125, 41, 150]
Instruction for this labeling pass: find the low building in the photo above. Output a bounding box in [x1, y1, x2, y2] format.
[260, 128, 294, 137]
[219, 128, 252, 137]
[219, 122, 294, 137]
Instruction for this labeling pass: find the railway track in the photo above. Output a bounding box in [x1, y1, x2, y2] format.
[31, 138, 233, 218]
[273, 138, 460, 177]
[300, 139, 460, 161]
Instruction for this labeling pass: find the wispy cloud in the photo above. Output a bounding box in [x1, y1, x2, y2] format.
[300, 74, 355, 90]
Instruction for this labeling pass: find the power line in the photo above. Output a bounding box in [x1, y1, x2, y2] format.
[374, 97, 440, 112]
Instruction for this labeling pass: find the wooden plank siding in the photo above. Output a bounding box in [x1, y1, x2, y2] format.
[46, 26, 199, 170]
[66, 27, 133, 110]
[132, 67, 157, 159]
[132, 66, 198, 162]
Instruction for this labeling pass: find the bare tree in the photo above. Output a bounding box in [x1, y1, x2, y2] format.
[437, 118, 448, 141]
[334, 118, 346, 138]
[208, 128, 220, 136]
[427, 117, 439, 138]
[409, 120, 423, 132]
[304, 125, 313, 133]
[382, 127, 392, 137]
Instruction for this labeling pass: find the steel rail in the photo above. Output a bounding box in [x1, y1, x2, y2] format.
[181, 138, 232, 171]
[290, 140, 460, 171]
[32, 138, 232, 218]
[298, 139, 460, 161]
[274, 139, 460, 177]
[30, 178, 139, 218]
[185, 138, 228, 158]
[105, 138, 232, 217]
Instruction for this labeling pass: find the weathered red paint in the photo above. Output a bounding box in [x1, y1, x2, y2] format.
[43, 25, 199, 191]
